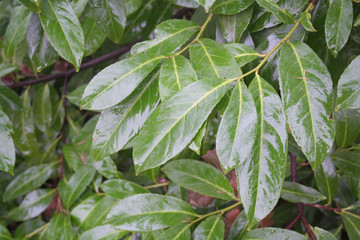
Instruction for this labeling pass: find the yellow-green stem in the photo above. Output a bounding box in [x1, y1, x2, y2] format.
[145, 182, 169, 189]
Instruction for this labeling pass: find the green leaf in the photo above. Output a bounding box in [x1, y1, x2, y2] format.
[0, 64, 17, 78]
[9, 189, 55, 221]
[71, 195, 119, 231]
[189, 121, 206, 154]
[27, 13, 58, 72]
[159, 55, 198, 101]
[342, 211, 360, 240]
[100, 179, 149, 199]
[81, 6, 106, 56]
[193, 0, 216, 11]
[157, 223, 191, 240]
[71, 0, 89, 17]
[0, 224, 12, 240]
[167, 0, 199, 8]
[131, 19, 200, 56]
[39, 0, 84, 71]
[279, 42, 334, 170]
[79, 224, 128, 240]
[125, 0, 143, 16]
[236, 74, 287, 223]
[89, 0, 126, 43]
[315, 227, 337, 240]
[3, 6, 31, 65]
[58, 165, 96, 209]
[133, 77, 230, 174]
[0, 107, 15, 175]
[91, 70, 160, 161]
[325, 0, 353, 56]
[3, 162, 57, 201]
[20, 0, 42, 13]
[227, 211, 248, 240]
[14, 219, 46, 239]
[190, 38, 241, 79]
[217, 81, 257, 173]
[314, 156, 338, 204]
[0, 86, 22, 121]
[300, 12, 316, 32]
[93, 157, 123, 179]
[355, 13, 360, 27]
[336, 56, 360, 110]
[162, 159, 235, 200]
[281, 181, 326, 204]
[105, 193, 197, 231]
[193, 215, 225, 240]
[81, 53, 164, 110]
[33, 84, 52, 135]
[223, 43, 260, 67]
[331, 152, 360, 178]
[212, 0, 255, 15]
[218, 6, 253, 43]
[67, 84, 86, 107]
[335, 109, 360, 147]
[47, 214, 73, 240]
[255, 0, 294, 24]
[242, 227, 306, 240]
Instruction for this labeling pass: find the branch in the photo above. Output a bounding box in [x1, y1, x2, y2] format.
[304, 203, 342, 212]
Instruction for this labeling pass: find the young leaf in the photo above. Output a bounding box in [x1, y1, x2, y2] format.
[0, 107, 15, 175]
[336, 56, 360, 110]
[89, 0, 126, 43]
[100, 179, 149, 199]
[47, 214, 73, 240]
[224, 43, 260, 67]
[193, 215, 225, 240]
[300, 12, 316, 32]
[131, 19, 200, 56]
[279, 42, 334, 170]
[8, 189, 55, 221]
[281, 181, 326, 204]
[342, 211, 360, 240]
[190, 38, 241, 79]
[33, 84, 52, 135]
[0, 224, 12, 240]
[242, 227, 306, 240]
[81, 53, 164, 110]
[133, 77, 230, 174]
[105, 193, 197, 231]
[331, 152, 360, 178]
[162, 159, 235, 200]
[159, 55, 198, 101]
[315, 227, 337, 240]
[325, 0, 353, 56]
[216, 81, 257, 173]
[255, 0, 294, 24]
[212, 0, 255, 15]
[91, 71, 160, 161]
[157, 223, 191, 240]
[39, 0, 84, 71]
[79, 224, 128, 240]
[236, 74, 287, 224]
[335, 109, 360, 147]
[20, 0, 42, 13]
[314, 156, 338, 204]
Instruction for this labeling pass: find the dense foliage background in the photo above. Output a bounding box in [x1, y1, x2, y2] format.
[0, 0, 359, 239]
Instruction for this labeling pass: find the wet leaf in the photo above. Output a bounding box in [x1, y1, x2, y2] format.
[193, 215, 225, 240]
[281, 181, 326, 204]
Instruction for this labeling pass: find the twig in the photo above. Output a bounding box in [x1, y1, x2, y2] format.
[285, 213, 301, 229]
[304, 203, 342, 212]
[145, 182, 170, 189]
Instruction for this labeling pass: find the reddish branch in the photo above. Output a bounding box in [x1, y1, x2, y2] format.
[304, 203, 341, 212]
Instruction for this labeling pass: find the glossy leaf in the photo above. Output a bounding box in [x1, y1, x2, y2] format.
[188, 121, 206, 154]
[20, 0, 42, 13]
[281, 181, 326, 204]
[131, 19, 199, 56]
[193, 0, 216, 11]
[3, 162, 57, 201]
[227, 211, 248, 240]
[71, 0, 89, 17]
[163, 159, 235, 200]
[315, 227, 337, 240]
[300, 12, 316, 32]
[33, 84, 52, 134]
[39, 0, 84, 71]
[125, 0, 143, 16]
[58, 165, 96, 209]
[242, 228, 306, 240]
[105, 193, 197, 231]
[314, 156, 338, 204]
[167, 0, 199, 8]
[91, 70, 160, 161]
[212, 0, 255, 15]
[93, 157, 123, 179]
[325, 0, 353, 56]
[217, 81, 257, 173]
[279, 42, 334, 170]
[79, 224, 128, 240]
[336, 56, 360, 110]
[331, 152, 360, 178]
[190, 38, 241, 79]
[67, 84, 86, 107]
[193, 215, 225, 240]
[342, 211, 360, 240]
[224, 43, 259, 67]
[89, 0, 126, 43]
[157, 223, 191, 240]
[133, 77, 230, 174]
[9, 189, 55, 221]
[255, 0, 294, 24]
[100, 179, 149, 199]
[81, 53, 164, 110]
[0, 107, 15, 175]
[0, 224, 12, 240]
[218, 6, 253, 43]
[236, 74, 287, 223]
[0, 64, 17, 78]
[47, 214, 73, 240]
[27, 13, 57, 72]
[335, 109, 360, 147]
[159, 55, 198, 101]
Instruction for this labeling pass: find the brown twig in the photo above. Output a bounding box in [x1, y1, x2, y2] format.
[304, 203, 342, 212]
[285, 213, 301, 229]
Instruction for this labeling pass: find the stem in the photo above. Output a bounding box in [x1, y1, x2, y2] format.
[193, 201, 241, 223]
[285, 213, 301, 229]
[26, 223, 49, 238]
[304, 203, 342, 212]
[145, 182, 170, 189]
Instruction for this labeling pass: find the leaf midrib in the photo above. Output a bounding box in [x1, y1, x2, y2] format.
[207, 216, 221, 240]
[198, 40, 220, 78]
[11, 189, 55, 213]
[282, 188, 322, 199]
